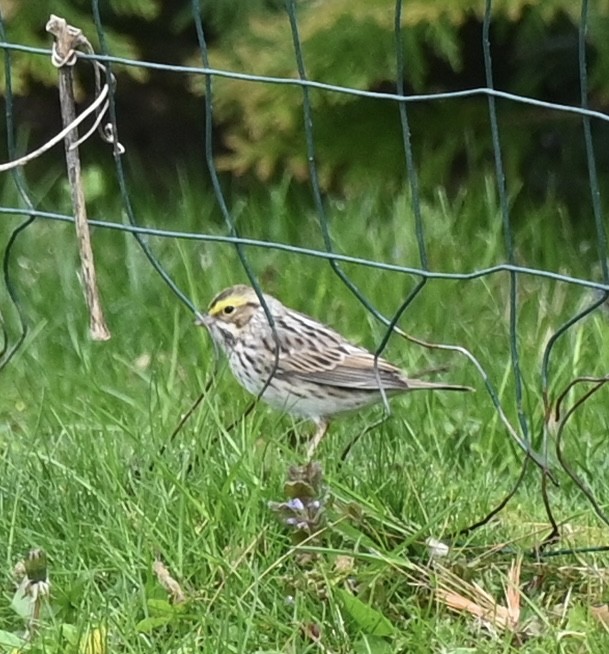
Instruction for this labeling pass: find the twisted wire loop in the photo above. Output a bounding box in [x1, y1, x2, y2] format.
[46, 14, 124, 155]
[46, 13, 87, 67]
[0, 16, 124, 175]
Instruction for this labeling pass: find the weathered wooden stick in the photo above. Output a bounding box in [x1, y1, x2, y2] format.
[47, 15, 111, 341]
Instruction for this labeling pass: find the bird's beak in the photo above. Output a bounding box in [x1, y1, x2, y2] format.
[195, 312, 210, 327]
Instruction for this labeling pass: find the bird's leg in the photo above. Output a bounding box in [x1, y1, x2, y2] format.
[306, 419, 329, 459]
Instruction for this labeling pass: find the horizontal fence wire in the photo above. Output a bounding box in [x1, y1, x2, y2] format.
[1, 42, 609, 124]
[1, 0, 609, 557]
[2, 206, 609, 291]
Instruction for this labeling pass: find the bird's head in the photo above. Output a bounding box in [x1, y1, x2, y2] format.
[196, 285, 263, 348]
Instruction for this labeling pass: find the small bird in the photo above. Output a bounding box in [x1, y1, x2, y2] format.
[197, 285, 471, 457]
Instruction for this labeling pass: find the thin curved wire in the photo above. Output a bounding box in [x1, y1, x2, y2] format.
[555, 378, 609, 527]
[452, 457, 530, 539]
[541, 0, 609, 391]
[0, 7, 36, 370]
[90, 0, 196, 314]
[0, 217, 34, 370]
[539, 0, 609, 488]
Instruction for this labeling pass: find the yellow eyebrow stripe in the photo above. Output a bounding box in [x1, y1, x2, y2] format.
[208, 296, 248, 316]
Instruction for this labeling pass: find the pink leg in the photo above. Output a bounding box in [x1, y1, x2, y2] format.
[306, 419, 329, 459]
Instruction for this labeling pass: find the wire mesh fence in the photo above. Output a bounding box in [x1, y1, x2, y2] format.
[1, 0, 609, 557]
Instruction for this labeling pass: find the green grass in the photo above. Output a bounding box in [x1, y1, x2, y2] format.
[2, 173, 609, 653]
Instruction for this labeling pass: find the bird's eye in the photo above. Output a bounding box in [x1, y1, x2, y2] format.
[223, 305, 235, 315]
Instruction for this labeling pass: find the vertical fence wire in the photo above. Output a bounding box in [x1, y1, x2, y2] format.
[537, 0, 609, 521]
[482, 0, 529, 444]
[541, 0, 609, 396]
[285, 0, 395, 329]
[190, 0, 267, 309]
[90, 0, 197, 314]
[0, 7, 36, 370]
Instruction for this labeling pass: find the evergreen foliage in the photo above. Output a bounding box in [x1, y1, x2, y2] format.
[3, 0, 609, 201]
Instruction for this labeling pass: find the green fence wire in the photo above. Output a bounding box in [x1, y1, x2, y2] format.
[1, 0, 609, 558]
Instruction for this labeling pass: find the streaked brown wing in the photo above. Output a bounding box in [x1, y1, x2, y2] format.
[287, 352, 409, 390]
[259, 305, 469, 393]
[273, 311, 409, 390]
